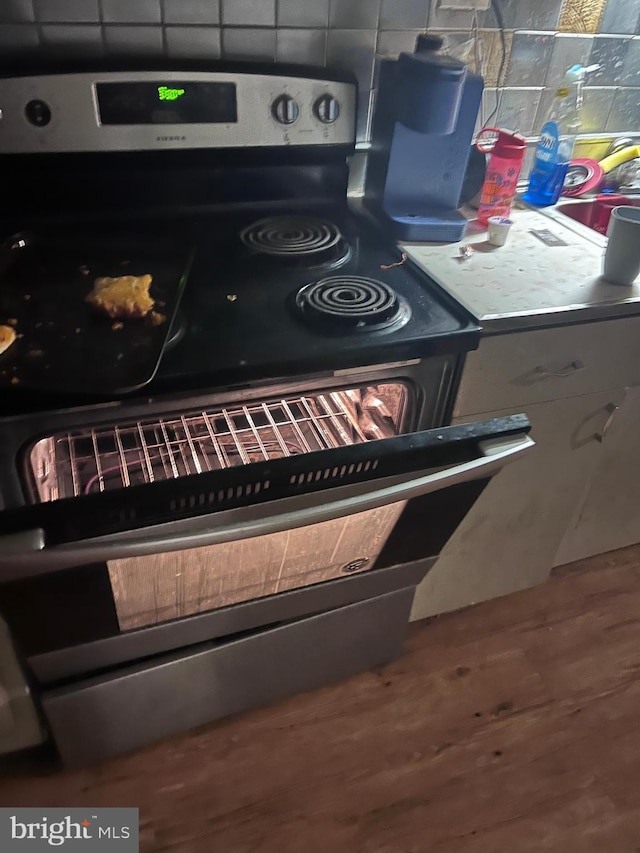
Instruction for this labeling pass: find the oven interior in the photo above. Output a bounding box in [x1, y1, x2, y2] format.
[28, 382, 411, 504]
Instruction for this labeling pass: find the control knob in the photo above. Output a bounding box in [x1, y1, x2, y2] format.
[25, 99, 52, 127]
[314, 94, 340, 124]
[271, 94, 299, 125]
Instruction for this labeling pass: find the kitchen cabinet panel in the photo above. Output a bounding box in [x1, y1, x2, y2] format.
[454, 316, 640, 417]
[555, 385, 640, 565]
[411, 390, 618, 620]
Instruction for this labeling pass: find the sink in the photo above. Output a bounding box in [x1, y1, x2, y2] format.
[555, 195, 640, 235]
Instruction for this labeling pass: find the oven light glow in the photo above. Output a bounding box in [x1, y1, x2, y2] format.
[158, 86, 185, 102]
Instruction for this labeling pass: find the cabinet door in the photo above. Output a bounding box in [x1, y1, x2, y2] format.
[410, 390, 622, 620]
[555, 385, 640, 566]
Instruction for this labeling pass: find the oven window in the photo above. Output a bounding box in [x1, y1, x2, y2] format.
[27, 383, 410, 503]
[107, 501, 408, 631]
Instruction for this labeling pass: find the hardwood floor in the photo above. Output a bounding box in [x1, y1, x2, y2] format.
[3, 546, 640, 852]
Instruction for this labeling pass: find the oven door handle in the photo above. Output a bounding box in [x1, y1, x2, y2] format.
[0, 433, 534, 579]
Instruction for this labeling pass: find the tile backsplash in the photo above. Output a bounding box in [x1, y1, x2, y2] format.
[1, 0, 639, 147]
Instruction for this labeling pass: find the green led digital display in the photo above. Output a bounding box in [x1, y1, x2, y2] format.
[158, 85, 186, 102]
[97, 81, 237, 124]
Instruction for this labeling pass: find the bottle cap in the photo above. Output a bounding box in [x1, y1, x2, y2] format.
[476, 127, 527, 159]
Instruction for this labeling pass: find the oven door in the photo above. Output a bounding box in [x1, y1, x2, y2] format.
[0, 414, 532, 578]
[0, 414, 532, 686]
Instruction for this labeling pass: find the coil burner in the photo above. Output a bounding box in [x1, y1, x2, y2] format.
[295, 275, 410, 334]
[240, 216, 351, 269]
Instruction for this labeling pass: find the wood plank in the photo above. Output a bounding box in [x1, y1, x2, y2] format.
[3, 546, 640, 852]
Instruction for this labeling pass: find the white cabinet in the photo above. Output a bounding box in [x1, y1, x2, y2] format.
[408, 313, 640, 621]
[411, 389, 619, 620]
[555, 385, 640, 565]
[453, 315, 640, 419]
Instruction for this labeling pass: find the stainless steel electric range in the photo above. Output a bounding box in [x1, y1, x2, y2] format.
[0, 63, 533, 766]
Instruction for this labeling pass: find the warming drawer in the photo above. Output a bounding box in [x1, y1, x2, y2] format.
[41, 589, 413, 767]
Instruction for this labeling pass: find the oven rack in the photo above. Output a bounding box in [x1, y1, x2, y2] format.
[29, 390, 400, 504]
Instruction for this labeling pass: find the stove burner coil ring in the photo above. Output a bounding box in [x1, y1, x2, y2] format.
[295, 276, 411, 333]
[240, 216, 343, 258]
[306, 276, 395, 317]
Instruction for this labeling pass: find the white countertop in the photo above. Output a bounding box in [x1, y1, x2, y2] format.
[402, 203, 640, 333]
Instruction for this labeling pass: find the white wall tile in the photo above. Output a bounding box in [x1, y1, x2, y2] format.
[102, 0, 161, 24]
[35, 0, 98, 22]
[40, 23, 103, 54]
[222, 27, 276, 59]
[104, 24, 163, 55]
[165, 26, 221, 58]
[277, 0, 329, 28]
[330, 0, 380, 30]
[276, 28, 326, 65]
[164, 0, 220, 25]
[327, 29, 377, 91]
[221, 0, 275, 27]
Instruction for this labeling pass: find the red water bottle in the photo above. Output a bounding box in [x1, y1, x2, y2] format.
[476, 128, 527, 226]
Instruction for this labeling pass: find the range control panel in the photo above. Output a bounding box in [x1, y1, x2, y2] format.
[0, 70, 356, 153]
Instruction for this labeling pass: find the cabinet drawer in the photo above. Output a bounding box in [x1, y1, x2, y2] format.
[42, 588, 413, 767]
[454, 315, 640, 417]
